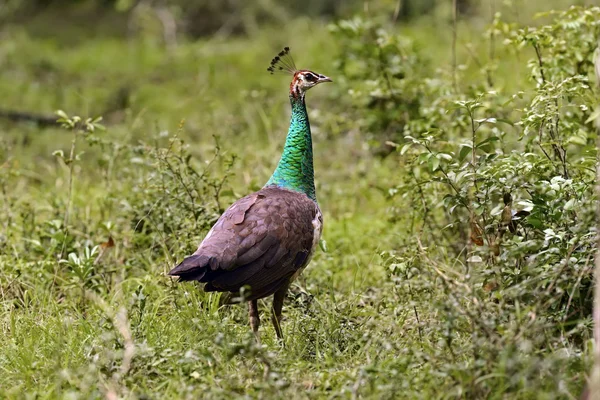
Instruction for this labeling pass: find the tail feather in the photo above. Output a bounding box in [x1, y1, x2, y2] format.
[168, 254, 210, 282]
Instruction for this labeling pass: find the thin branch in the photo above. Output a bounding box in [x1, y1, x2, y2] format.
[489, 0, 496, 63]
[533, 43, 546, 84]
[451, 0, 458, 92]
[59, 135, 77, 260]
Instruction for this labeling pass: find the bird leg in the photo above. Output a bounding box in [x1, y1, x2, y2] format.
[248, 299, 260, 343]
[271, 282, 290, 341]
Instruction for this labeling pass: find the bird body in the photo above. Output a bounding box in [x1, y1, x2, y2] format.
[169, 47, 331, 340]
[171, 186, 322, 301]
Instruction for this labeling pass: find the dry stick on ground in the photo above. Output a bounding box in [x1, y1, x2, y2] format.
[0, 109, 58, 126]
[0, 87, 129, 128]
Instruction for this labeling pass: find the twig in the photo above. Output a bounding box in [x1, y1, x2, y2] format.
[563, 255, 593, 322]
[533, 43, 546, 84]
[59, 135, 77, 260]
[451, 0, 458, 92]
[392, 0, 401, 23]
[489, 0, 496, 70]
[537, 122, 553, 162]
[532, 43, 569, 178]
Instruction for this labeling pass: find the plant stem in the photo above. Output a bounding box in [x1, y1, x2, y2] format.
[533, 43, 546, 84]
[60, 134, 77, 260]
[487, 0, 495, 87]
[452, 0, 458, 92]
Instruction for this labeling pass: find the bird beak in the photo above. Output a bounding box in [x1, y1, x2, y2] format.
[317, 74, 333, 83]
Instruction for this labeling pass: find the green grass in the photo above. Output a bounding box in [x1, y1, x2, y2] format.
[0, 2, 593, 398]
[0, 21, 402, 400]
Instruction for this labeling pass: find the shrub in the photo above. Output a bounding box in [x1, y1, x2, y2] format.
[332, 5, 599, 396]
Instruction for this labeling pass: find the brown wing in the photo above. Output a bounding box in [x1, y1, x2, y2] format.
[168, 187, 318, 300]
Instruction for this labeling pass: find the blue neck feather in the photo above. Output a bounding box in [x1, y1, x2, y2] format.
[266, 94, 316, 202]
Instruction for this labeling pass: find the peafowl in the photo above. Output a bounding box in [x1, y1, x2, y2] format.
[168, 47, 332, 341]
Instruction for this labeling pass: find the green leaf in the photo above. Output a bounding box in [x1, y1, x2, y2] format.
[428, 156, 440, 172]
[495, 118, 514, 126]
[563, 198, 576, 210]
[319, 239, 328, 252]
[476, 136, 500, 148]
[459, 145, 472, 162]
[475, 117, 497, 124]
[585, 108, 600, 124]
[55, 110, 69, 119]
[400, 143, 412, 155]
[566, 130, 587, 146]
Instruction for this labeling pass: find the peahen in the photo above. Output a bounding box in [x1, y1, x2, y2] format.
[168, 47, 331, 341]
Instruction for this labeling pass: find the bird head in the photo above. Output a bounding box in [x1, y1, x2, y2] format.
[290, 70, 332, 96]
[267, 47, 332, 98]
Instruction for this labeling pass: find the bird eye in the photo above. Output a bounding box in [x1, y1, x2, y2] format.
[305, 73, 317, 82]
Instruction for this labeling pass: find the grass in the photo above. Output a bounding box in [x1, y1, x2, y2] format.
[1, 21, 400, 400]
[0, 2, 593, 398]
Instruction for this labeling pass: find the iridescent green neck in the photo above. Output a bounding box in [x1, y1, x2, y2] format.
[266, 94, 316, 202]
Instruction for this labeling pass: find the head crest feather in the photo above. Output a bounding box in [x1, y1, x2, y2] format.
[267, 46, 297, 75]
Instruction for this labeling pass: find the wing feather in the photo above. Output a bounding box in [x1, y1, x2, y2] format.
[168, 187, 319, 300]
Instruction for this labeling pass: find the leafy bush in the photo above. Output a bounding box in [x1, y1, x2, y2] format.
[330, 17, 427, 154]
[332, 5, 599, 397]
[0, 111, 233, 305]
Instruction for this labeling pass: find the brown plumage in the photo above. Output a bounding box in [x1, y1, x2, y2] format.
[169, 187, 322, 339]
